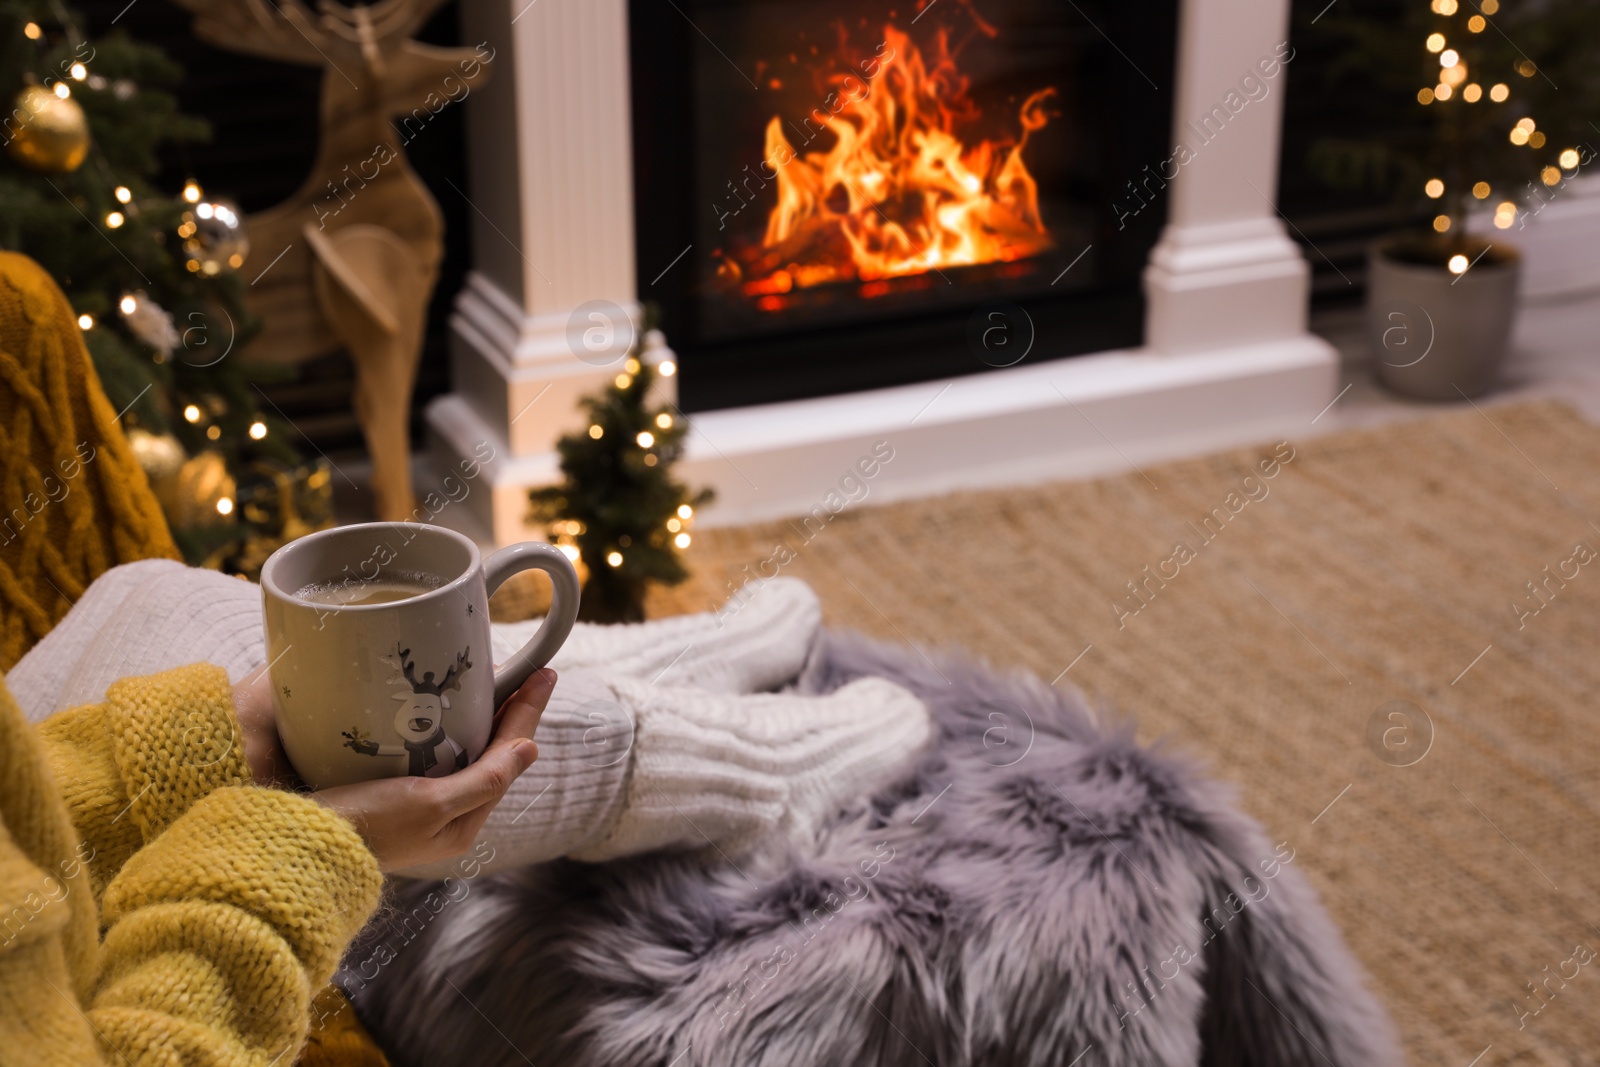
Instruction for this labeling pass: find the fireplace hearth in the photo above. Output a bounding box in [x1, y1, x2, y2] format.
[631, 0, 1179, 411]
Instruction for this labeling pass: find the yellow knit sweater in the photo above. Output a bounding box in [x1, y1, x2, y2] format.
[0, 251, 181, 673]
[0, 662, 383, 1064]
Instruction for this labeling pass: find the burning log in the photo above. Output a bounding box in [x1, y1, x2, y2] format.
[737, 25, 1058, 298]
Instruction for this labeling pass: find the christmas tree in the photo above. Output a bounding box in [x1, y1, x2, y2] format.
[1307, 0, 1600, 264]
[1305, 0, 1593, 265]
[529, 333, 713, 624]
[0, 0, 303, 565]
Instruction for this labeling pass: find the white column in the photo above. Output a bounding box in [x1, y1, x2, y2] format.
[446, 0, 663, 455]
[431, 0, 674, 544]
[1143, 0, 1321, 353]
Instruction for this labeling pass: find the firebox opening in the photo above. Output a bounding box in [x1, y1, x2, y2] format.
[630, 0, 1178, 412]
[728, 24, 1057, 303]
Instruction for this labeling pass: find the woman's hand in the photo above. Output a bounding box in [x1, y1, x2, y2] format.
[311, 668, 554, 871]
[231, 664, 556, 872]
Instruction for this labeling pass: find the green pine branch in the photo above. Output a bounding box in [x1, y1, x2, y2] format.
[1302, 0, 1600, 241]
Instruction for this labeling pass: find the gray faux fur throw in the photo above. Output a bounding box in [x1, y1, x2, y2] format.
[346, 632, 1400, 1067]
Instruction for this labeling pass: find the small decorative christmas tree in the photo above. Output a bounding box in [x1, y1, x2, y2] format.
[529, 332, 713, 623]
[0, 0, 305, 566]
[1307, 0, 1599, 265]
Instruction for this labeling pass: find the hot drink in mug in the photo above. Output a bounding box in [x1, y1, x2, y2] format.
[260, 522, 580, 790]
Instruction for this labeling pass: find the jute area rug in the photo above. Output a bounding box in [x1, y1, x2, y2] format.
[493, 400, 1600, 1067]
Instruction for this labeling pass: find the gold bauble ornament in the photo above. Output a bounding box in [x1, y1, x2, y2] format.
[6, 84, 90, 173]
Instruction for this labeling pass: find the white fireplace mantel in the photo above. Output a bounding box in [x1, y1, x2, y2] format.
[430, 0, 1337, 545]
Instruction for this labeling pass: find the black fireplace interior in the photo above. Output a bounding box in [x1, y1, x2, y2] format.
[630, 0, 1178, 412]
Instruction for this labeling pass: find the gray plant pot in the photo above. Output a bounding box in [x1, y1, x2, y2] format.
[1366, 237, 1521, 400]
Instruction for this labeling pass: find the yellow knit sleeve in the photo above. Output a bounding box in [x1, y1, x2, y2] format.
[104, 664, 252, 838]
[89, 786, 383, 1064]
[36, 663, 250, 897]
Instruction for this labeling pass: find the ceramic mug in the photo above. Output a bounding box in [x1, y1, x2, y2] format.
[260, 522, 580, 790]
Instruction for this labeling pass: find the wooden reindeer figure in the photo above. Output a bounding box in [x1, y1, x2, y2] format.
[343, 643, 474, 776]
[171, 0, 493, 520]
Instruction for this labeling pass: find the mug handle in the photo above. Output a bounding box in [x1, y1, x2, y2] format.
[483, 542, 582, 709]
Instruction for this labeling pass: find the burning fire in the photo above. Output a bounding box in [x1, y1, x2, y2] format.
[737, 25, 1056, 299]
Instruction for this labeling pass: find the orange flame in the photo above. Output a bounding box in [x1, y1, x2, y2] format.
[745, 25, 1056, 296]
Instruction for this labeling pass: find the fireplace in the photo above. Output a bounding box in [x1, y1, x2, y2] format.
[428, 0, 1338, 546]
[630, 0, 1179, 411]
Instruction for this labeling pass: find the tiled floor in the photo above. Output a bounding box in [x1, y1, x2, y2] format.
[1309, 286, 1600, 435]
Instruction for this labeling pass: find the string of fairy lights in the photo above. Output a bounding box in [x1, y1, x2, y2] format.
[548, 353, 692, 572]
[1414, 0, 1580, 273]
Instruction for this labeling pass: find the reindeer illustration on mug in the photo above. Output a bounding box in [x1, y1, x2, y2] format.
[342, 643, 473, 777]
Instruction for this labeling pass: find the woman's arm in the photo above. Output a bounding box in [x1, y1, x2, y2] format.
[7, 662, 551, 1064]
[0, 662, 374, 1065]
[89, 787, 384, 1063]
[0, 785, 383, 1065]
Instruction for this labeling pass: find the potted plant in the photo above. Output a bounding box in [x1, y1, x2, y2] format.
[1308, 0, 1599, 399]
